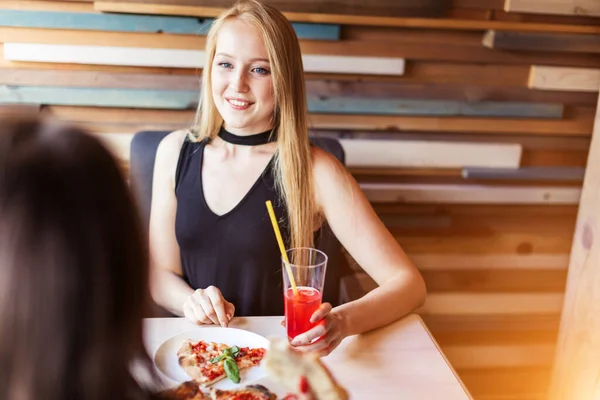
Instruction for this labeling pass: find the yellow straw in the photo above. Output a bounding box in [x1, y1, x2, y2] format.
[265, 200, 298, 296]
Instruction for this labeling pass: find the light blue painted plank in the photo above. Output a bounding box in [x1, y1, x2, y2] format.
[0, 86, 564, 118]
[0, 10, 340, 40]
[307, 96, 564, 118]
[0, 86, 199, 109]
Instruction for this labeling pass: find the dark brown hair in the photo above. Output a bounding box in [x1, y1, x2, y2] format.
[0, 116, 155, 400]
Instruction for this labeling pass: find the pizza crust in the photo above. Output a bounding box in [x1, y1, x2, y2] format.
[262, 338, 349, 400]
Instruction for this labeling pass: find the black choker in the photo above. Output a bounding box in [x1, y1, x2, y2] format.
[218, 126, 276, 146]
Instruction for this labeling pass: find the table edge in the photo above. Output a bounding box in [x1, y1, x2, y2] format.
[413, 314, 474, 400]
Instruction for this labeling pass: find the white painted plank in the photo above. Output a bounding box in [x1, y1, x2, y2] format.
[340, 139, 522, 168]
[302, 54, 404, 75]
[505, 0, 600, 17]
[361, 183, 581, 205]
[4, 42, 204, 68]
[418, 293, 564, 315]
[3, 43, 405, 75]
[94, 132, 134, 161]
[529, 65, 600, 92]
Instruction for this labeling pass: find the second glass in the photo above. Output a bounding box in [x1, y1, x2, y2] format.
[282, 247, 328, 342]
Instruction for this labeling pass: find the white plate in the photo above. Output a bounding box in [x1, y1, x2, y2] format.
[153, 327, 270, 390]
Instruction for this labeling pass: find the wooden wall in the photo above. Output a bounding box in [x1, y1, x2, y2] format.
[1, 1, 599, 399]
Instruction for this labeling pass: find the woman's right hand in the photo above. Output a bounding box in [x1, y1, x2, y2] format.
[182, 286, 235, 327]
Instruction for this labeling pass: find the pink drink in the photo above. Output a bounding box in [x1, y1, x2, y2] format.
[284, 286, 322, 340]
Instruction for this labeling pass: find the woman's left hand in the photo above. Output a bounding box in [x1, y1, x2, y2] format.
[289, 303, 347, 356]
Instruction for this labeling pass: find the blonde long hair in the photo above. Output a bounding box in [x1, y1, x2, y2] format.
[191, 0, 315, 249]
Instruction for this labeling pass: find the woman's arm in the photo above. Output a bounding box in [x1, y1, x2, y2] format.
[148, 130, 194, 316]
[292, 148, 426, 352]
[148, 132, 235, 326]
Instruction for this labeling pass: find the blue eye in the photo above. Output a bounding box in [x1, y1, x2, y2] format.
[252, 67, 269, 75]
[218, 62, 233, 69]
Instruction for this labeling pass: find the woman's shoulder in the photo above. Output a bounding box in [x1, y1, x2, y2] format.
[157, 130, 190, 153]
[311, 145, 346, 182]
[155, 130, 193, 165]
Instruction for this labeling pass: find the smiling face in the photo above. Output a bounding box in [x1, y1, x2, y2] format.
[211, 18, 275, 136]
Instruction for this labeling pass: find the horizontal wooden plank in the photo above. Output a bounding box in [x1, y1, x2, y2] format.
[528, 66, 600, 92]
[340, 139, 522, 168]
[3, 42, 206, 68]
[435, 329, 559, 346]
[0, 68, 202, 90]
[309, 113, 594, 136]
[4, 25, 596, 68]
[106, 0, 452, 18]
[462, 167, 585, 181]
[483, 30, 600, 54]
[398, 233, 573, 254]
[5, 69, 594, 105]
[423, 314, 561, 333]
[95, 132, 133, 161]
[443, 343, 555, 368]
[350, 168, 463, 179]
[306, 79, 599, 106]
[411, 253, 570, 270]
[349, 268, 566, 293]
[310, 97, 563, 118]
[522, 149, 588, 168]
[418, 293, 564, 315]
[361, 183, 581, 204]
[0, 103, 40, 115]
[459, 367, 550, 400]
[0, 44, 202, 75]
[43, 105, 194, 124]
[421, 269, 567, 292]
[94, 1, 600, 34]
[2, 43, 406, 75]
[40, 105, 594, 136]
[0, 85, 199, 109]
[317, 130, 592, 151]
[5, 86, 552, 118]
[505, 0, 600, 17]
[0, 1, 94, 12]
[453, 0, 505, 9]
[0, 9, 340, 40]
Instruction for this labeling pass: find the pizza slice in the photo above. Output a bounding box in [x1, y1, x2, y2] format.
[209, 384, 277, 400]
[156, 380, 207, 400]
[262, 337, 349, 400]
[177, 339, 266, 386]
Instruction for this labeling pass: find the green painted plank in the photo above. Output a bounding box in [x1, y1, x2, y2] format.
[0, 86, 564, 118]
[0, 10, 340, 40]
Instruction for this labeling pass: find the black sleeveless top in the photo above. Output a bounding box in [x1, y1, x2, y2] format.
[174, 137, 342, 316]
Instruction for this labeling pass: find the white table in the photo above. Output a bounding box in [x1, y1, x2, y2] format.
[144, 314, 471, 399]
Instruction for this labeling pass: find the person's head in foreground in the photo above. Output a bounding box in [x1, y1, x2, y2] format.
[0, 116, 155, 400]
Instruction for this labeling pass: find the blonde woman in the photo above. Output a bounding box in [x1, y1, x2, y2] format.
[149, 0, 426, 356]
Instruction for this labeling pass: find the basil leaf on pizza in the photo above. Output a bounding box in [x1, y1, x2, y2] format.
[224, 357, 241, 383]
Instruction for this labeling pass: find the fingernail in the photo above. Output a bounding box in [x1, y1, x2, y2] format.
[227, 314, 232, 320]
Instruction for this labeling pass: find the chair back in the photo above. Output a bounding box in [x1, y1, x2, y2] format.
[129, 131, 351, 305]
